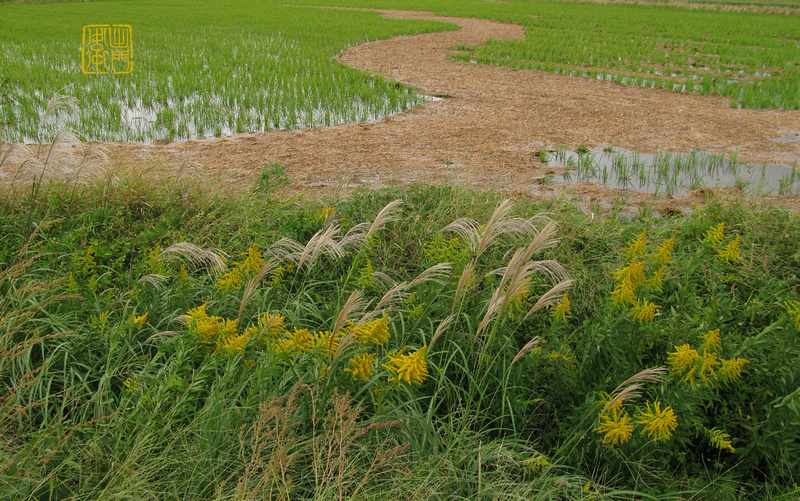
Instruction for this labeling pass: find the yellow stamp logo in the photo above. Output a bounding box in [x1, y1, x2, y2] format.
[82, 25, 132, 74]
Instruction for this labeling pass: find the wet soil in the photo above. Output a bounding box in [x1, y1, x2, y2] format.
[99, 9, 800, 212]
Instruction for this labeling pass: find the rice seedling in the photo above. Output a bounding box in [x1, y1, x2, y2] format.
[549, 145, 798, 196]
[0, 1, 455, 142]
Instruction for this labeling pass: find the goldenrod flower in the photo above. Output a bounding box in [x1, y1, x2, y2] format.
[718, 357, 748, 382]
[550, 294, 571, 321]
[219, 330, 249, 355]
[270, 262, 295, 287]
[613, 259, 645, 289]
[610, 275, 636, 308]
[216, 267, 244, 291]
[346, 315, 390, 345]
[276, 328, 314, 355]
[717, 237, 741, 264]
[176, 264, 191, 290]
[707, 427, 736, 453]
[66, 272, 79, 292]
[311, 330, 339, 358]
[238, 244, 264, 275]
[636, 401, 678, 442]
[698, 351, 719, 382]
[653, 236, 675, 266]
[344, 352, 377, 381]
[629, 298, 660, 323]
[668, 344, 701, 384]
[89, 310, 110, 333]
[786, 300, 800, 330]
[315, 206, 336, 223]
[73, 244, 96, 275]
[128, 312, 148, 330]
[213, 319, 240, 352]
[184, 304, 235, 347]
[646, 266, 665, 290]
[699, 328, 721, 354]
[596, 403, 634, 446]
[244, 312, 286, 343]
[625, 230, 647, 260]
[384, 346, 429, 386]
[523, 452, 551, 472]
[704, 222, 725, 247]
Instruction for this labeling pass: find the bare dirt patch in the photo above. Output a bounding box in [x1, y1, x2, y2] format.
[101, 9, 800, 211]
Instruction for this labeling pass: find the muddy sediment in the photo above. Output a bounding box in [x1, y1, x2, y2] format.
[100, 9, 800, 211]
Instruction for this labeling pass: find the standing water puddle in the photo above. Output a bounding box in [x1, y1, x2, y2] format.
[546, 148, 800, 196]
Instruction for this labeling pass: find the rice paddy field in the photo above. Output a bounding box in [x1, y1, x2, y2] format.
[2, 0, 800, 499]
[2, 0, 800, 141]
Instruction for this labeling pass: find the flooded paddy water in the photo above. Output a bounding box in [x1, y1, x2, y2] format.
[545, 148, 800, 197]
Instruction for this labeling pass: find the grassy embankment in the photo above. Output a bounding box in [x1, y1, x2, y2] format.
[2, 0, 800, 498]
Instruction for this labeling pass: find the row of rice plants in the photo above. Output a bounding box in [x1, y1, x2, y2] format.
[549, 146, 800, 196]
[293, 0, 800, 109]
[0, 0, 455, 142]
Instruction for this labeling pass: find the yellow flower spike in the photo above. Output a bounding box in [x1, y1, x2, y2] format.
[718, 357, 748, 382]
[595, 404, 634, 446]
[786, 300, 800, 330]
[698, 351, 719, 383]
[629, 298, 660, 323]
[276, 328, 314, 355]
[707, 427, 736, 453]
[523, 452, 551, 473]
[625, 230, 648, 260]
[176, 264, 191, 290]
[270, 262, 295, 287]
[610, 275, 636, 308]
[717, 237, 741, 264]
[704, 222, 725, 247]
[315, 206, 336, 224]
[66, 272, 79, 292]
[344, 352, 377, 381]
[635, 401, 678, 442]
[550, 294, 571, 321]
[89, 310, 110, 333]
[216, 267, 244, 291]
[384, 346, 429, 386]
[311, 330, 339, 358]
[653, 236, 675, 267]
[238, 244, 264, 275]
[128, 312, 148, 330]
[214, 318, 240, 353]
[73, 244, 96, 275]
[627, 259, 646, 288]
[345, 315, 390, 345]
[646, 266, 665, 291]
[667, 344, 701, 385]
[220, 330, 249, 355]
[244, 312, 286, 344]
[699, 328, 721, 354]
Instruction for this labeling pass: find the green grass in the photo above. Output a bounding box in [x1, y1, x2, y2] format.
[2, 163, 800, 498]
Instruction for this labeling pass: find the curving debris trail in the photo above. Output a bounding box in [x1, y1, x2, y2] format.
[102, 9, 800, 208]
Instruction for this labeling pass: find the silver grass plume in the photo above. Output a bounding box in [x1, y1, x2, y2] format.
[157, 242, 227, 276]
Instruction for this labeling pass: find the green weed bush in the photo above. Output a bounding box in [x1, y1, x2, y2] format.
[2, 177, 800, 498]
